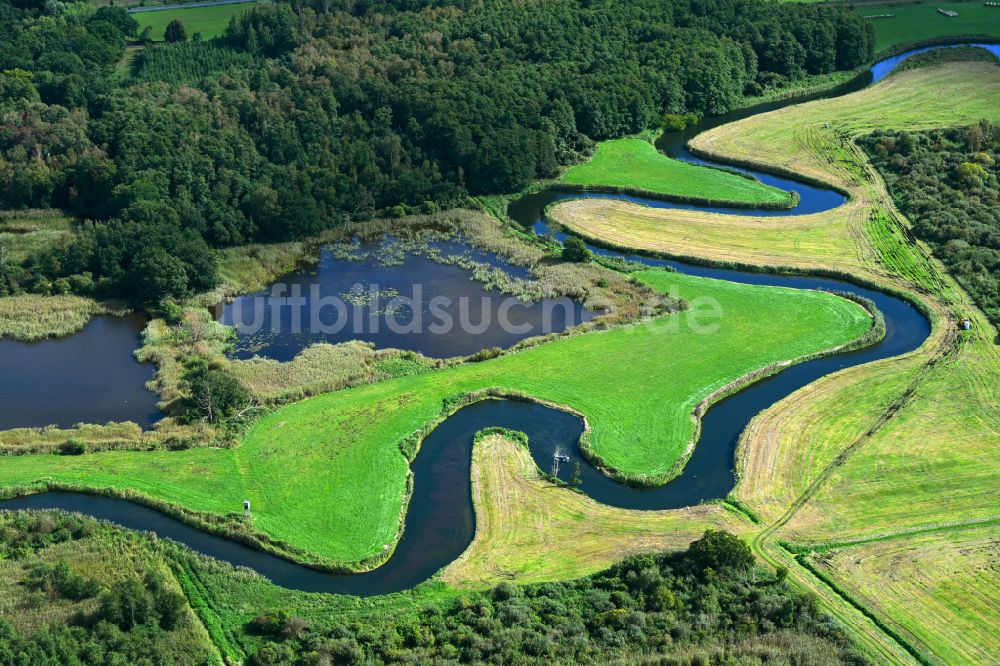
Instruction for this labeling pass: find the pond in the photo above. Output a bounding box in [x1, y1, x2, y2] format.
[218, 238, 595, 362]
[0, 313, 160, 431]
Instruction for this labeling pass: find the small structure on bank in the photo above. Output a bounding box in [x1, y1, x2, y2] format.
[959, 318, 972, 331]
[552, 449, 570, 476]
[244, 499, 252, 518]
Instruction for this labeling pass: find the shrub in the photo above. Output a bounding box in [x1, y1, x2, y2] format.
[249, 609, 292, 636]
[99, 578, 155, 630]
[164, 19, 187, 43]
[561, 236, 591, 263]
[686, 529, 755, 574]
[26, 561, 101, 600]
[181, 358, 250, 423]
[58, 439, 87, 455]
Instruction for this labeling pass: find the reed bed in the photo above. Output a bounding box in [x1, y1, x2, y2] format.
[227, 342, 437, 404]
[0, 295, 118, 341]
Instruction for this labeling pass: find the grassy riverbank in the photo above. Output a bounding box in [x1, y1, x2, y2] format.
[550, 62, 998, 283]
[559, 138, 795, 208]
[0, 269, 871, 568]
[550, 59, 1000, 663]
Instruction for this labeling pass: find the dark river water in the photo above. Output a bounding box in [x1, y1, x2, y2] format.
[1, 42, 980, 594]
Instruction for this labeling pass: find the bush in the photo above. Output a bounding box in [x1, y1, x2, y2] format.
[58, 439, 87, 455]
[164, 19, 187, 43]
[686, 529, 755, 574]
[27, 561, 101, 600]
[97, 573, 187, 631]
[249, 610, 292, 636]
[99, 578, 155, 630]
[561, 236, 592, 263]
[181, 358, 250, 423]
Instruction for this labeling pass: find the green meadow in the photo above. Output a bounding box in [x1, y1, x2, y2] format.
[560, 138, 795, 207]
[134, 2, 255, 42]
[854, 1, 1000, 52]
[0, 270, 871, 567]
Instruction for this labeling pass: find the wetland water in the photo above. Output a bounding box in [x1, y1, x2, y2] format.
[0, 314, 160, 430]
[0, 43, 964, 594]
[219, 239, 593, 361]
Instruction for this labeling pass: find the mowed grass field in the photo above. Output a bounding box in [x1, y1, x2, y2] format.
[441, 433, 744, 589]
[808, 523, 1000, 665]
[135, 2, 255, 42]
[0, 269, 871, 567]
[559, 138, 795, 207]
[548, 60, 1000, 663]
[855, 1, 1000, 52]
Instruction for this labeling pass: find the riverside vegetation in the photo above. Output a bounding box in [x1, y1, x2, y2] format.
[440, 430, 745, 589]
[0, 262, 872, 569]
[0, 511, 219, 664]
[859, 121, 1000, 331]
[558, 138, 796, 208]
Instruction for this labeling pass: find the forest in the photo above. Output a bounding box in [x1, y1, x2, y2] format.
[860, 121, 1000, 331]
[0, 0, 875, 304]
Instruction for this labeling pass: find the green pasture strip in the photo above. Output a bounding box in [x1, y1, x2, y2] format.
[854, 1, 1000, 52]
[560, 138, 794, 207]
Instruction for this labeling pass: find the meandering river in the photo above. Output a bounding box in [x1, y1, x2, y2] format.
[5, 42, 987, 594]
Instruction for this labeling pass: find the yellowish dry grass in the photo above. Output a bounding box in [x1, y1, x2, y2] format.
[441, 433, 744, 589]
[781, 333, 1000, 543]
[550, 196, 865, 275]
[808, 523, 1000, 665]
[227, 341, 430, 403]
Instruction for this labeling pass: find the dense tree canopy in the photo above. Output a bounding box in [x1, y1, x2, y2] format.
[0, 0, 875, 304]
[860, 122, 1000, 333]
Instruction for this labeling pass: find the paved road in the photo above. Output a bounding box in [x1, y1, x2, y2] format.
[126, 0, 255, 14]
